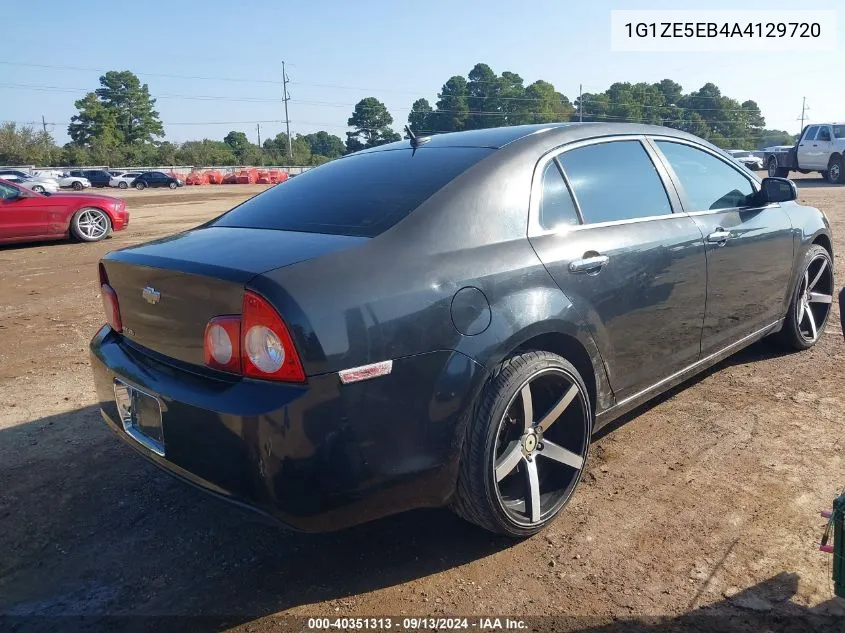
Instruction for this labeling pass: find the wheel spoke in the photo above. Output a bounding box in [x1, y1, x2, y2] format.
[809, 292, 832, 304]
[808, 259, 828, 291]
[797, 300, 805, 325]
[536, 384, 579, 432]
[538, 439, 584, 469]
[525, 458, 541, 523]
[806, 306, 818, 339]
[495, 442, 523, 482]
[520, 384, 533, 430]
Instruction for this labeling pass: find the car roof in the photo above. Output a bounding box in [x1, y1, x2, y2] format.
[353, 122, 723, 156]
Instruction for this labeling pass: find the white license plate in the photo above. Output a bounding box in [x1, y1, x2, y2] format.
[114, 380, 165, 456]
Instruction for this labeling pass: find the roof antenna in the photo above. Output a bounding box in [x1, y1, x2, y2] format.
[405, 124, 430, 149]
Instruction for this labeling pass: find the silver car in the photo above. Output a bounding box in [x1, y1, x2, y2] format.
[0, 169, 59, 193]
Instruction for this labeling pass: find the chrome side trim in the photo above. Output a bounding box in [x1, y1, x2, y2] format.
[595, 319, 783, 427]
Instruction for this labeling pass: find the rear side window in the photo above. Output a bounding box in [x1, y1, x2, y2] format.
[557, 140, 672, 224]
[655, 141, 754, 211]
[539, 161, 579, 229]
[213, 147, 494, 237]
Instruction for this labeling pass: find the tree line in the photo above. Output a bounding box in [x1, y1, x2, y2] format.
[0, 66, 796, 168]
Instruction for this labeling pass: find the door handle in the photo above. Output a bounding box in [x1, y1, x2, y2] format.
[707, 228, 732, 245]
[569, 254, 609, 273]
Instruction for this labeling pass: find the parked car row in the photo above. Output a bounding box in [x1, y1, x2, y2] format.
[66, 169, 184, 190]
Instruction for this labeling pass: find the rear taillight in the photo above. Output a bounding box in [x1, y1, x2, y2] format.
[203, 316, 241, 373]
[98, 263, 122, 332]
[202, 290, 305, 382]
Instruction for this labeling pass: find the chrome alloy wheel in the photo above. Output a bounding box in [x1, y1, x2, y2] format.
[796, 252, 834, 343]
[492, 367, 589, 527]
[75, 208, 110, 240]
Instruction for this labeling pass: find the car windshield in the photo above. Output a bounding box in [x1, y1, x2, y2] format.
[212, 147, 495, 237]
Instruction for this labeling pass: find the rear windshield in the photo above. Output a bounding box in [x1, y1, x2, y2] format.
[212, 147, 494, 237]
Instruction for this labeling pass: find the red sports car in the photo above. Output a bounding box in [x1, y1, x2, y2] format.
[0, 178, 128, 245]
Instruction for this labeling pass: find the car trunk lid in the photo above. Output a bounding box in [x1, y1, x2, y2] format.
[101, 226, 368, 367]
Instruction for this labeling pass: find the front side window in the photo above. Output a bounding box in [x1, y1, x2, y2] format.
[538, 161, 579, 230]
[557, 140, 672, 224]
[804, 126, 819, 142]
[0, 182, 19, 199]
[655, 141, 754, 211]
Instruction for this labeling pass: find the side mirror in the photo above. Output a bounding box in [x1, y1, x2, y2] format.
[760, 177, 797, 204]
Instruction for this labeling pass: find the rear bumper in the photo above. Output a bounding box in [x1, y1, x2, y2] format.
[89, 326, 486, 532]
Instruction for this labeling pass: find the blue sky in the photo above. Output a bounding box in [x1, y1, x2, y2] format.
[0, 0, 841, 146]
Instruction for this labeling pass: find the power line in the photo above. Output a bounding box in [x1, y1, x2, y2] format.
[0, 81, 766, 115]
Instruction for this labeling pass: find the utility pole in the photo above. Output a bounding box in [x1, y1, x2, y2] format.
[256, 123, 261, 148]
[799, 96, 808, 132]
[282, 61, 292, 159]
[41, 115, 47, 134]
[579, 84, 583, 122]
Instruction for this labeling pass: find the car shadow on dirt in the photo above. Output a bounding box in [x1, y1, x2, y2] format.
[0, 405, 513, 623]
[595, 337, 798, 440]
[793, 178, 834, 189]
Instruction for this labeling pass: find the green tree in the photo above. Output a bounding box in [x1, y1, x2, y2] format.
[155, 141, 179, 165]
[68, 71, 163, 149]
[223, 130, 253, 164]
[301, 131, 345, 158]
[433, 76, 469, 132]
[346, 98, 400, 152]
[61, 143, 91, 167]
[757, 129, 795, 149]
[407, 98, 435, 135]
[520, 80, 573, 124]
[466, 63, 501, 129]
[497, 71, 526, 126]
[175, 140, 236, 166]
[0, 122, 58, 165]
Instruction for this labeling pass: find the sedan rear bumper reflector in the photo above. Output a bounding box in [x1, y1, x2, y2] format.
[338, 360, 393, 384]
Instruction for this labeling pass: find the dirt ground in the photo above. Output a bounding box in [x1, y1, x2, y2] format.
[0, 177, 843, 631]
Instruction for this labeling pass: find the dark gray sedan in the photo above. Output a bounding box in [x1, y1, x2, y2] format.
[89, 123, 834, 537]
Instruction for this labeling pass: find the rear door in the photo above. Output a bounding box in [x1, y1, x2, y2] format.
[650, 138, 795, 356]
[528, 137, 708, 402]
[797, 126, 819, 168]
[814, 125, 833, 170]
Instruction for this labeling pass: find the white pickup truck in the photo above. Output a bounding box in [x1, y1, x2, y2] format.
[764, 123, 845, 184]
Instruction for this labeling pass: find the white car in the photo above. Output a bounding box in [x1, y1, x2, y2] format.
[0, 169, 59, 193]
[57, 173, 91, 191]
[727, 149, 765, 171]
[109, 172, 142, 189]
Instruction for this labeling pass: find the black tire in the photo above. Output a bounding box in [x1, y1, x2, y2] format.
[118, 181, 128, 189]
[767, 157, 789, 178]
[135, 181, 146, 190]
[452, 351, 592, 538]
[826, 155, 843, 184]
[71, 181, 83, 191]
[779, 244, 834, 350]
[31, 185, 45, 193]
[820, 171, 829, 181]
[169, 181, 177, 189]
